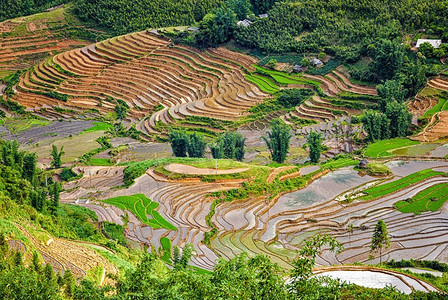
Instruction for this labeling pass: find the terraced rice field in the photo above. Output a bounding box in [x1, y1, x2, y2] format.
[313, 266, 440, 294]
[413, 76, 448, 141]
[69, 157, 448, 271]
[11, 31, 267, 134]
[241, 66, 377, 130]
[0, 7, 90, 77]
[13, 223, 117, 285]
[103, 194, 176, 230]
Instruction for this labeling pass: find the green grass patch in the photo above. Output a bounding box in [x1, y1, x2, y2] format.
[102, 221, 127, 246]
[87, 158, 114, 166]
[320, 156, 358, 170]
[364, 138, 420, 158]
[395, 183, 448, 214]
[102, 194, 176, 231]
[245, 74, 280, 94]
[83, 122, 113, 133]
[360, 169, 447, 201]
[423, 97, 448, 118]
[365, 163, 392, 176]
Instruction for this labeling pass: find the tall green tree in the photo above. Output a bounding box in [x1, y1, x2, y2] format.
[210, 131, 245, 161]
[371, 39, 404, 81]
[370, 219, 390, 264]
[49, 182, 62, 215]
[22, 153, 37, 184]
[385, 101, 411, 138]
[307, 131, 322, 163]
[50, 145, 64, 169]
[262, 119, 291, 163]
[376, 80, 406, 112]
[361, 110, 390, 142]
[187, 133, 206, 158]
[169, 130, 189, 157]
[196, 6, 236, 47]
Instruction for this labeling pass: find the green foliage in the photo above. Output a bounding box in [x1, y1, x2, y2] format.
[361, 110, 390, 142]
[50, 145, 64, 169]
[83, 122, 113, 133]
[210, 131, 246, 161]
[195, 6, 236, 48]
[376, 80, 406, 112]
[364, 138, 419, 158]
[114, 100, 129, 120]
[74, 0, 224, 34]
[365, 163, 392, 176]
[59, 167, 78, 181]
[102, 194, 176, 230]
[370, 220, 390, 264]
[169, 130, 189, 157]
[262, 119, 291, 163]
[101, 221, 127, 246]
[277, 88, 314, 108]
[359, 169, 446, 201]
[0, 0, 69, 22]
[385, 101, 412, 138]
[307, 131, 322, 163]
[187, 133, 206, 158]
[395, 183, 448, 214]
[266, 59, 277, 69]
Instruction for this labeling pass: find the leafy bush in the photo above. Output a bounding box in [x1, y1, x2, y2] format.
[59, 168, 78, 181]
[277, 88, 314, 108]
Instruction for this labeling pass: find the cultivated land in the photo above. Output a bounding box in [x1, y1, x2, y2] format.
[2, 5, 448, 297]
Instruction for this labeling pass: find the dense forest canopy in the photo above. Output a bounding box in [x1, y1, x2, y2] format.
[0, 0, 69, 22]
[73, 0, 225, 34]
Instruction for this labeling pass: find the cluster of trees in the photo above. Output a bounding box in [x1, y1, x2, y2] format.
[170, 130, 246, 161]
[169, 130, 206, 158]
[0, 140, 64, 215]
[277, 88, 314, 108]
[262, 120, 323, 164]
[418, 42, 448, 59]
[0, 0, 69, 22]
[362, 80, 412, 142]
[1, 230, 439, 299]
[73, 0, 224, 34]
[210, 131, 245, 161]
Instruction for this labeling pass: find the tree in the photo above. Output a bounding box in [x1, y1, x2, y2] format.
[371, 219, 390, 264]
[49, 182, 62, 215]
[266, 59, 277, 69]
[289, 234, 343, 296]
[169, 130, 189, 157]
[187, 133, 206, 158]
[307, 131, 322, 163]
[50, 145, 64, 169]
[371, 39, 404, 81]
[22, 153, 37, 184]
[196, 6, 236, 47]
[227, 0, 252, 20]
[262, 119, 291, 163]
[418, 42, 434, 58]
[385, 101, 411, 138]
[361, 110, 390, 142]
[210, 131, 246, 161]
[376, 80, 406, 112]
[277, 88, 314, 108]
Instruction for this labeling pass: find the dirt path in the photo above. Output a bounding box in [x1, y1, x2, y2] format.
[164, 163, 249, 175]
